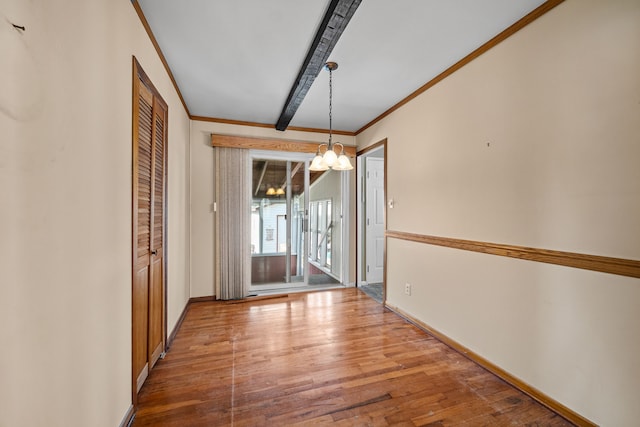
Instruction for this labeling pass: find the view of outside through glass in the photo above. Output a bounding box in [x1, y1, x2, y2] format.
[250, 157, 340, 289]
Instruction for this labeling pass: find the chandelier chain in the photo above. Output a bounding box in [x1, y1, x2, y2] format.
[328, 67, 333, 146]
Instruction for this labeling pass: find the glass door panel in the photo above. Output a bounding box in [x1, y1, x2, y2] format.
[308, 169, 342, 285]
[249, 152, 346, 291]
[250, 157, 306, 288]
[251, 159, 287, 285]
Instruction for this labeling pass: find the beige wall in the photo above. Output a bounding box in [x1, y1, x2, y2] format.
[0, 1, 191, 426]
[189, 120, 355, 297]
[357, 0, 640, 424]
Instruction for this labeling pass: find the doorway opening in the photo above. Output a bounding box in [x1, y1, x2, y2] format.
[357, 140, 386, 303]
[249, 150, 350, 295]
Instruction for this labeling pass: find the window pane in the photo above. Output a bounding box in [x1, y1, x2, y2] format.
[326, 200, 332, 267]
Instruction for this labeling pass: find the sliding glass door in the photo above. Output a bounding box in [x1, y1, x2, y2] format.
[249, 150, 347, 291]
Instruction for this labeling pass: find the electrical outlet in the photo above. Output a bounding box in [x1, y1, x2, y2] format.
[405, 283, 411, 295]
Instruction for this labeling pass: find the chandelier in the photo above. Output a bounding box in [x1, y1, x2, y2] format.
[266, 186, 285, 196]
[310, 62, 353, 171]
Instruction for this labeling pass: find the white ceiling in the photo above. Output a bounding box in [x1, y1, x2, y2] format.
[137, 0, 547, 132]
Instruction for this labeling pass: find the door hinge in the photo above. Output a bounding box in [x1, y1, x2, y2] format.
[367, 265, 370, 272]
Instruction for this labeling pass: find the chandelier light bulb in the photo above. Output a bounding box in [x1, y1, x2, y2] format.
[335, 153, 354, 170]
[323, 148, 338, 167]
[310, 150, 329, 171]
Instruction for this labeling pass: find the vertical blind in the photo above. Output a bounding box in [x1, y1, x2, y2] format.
[215, 147, 251, 300]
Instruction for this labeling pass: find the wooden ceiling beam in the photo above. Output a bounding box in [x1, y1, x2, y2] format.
[275, 0, 362, 131]
[254, 161, 269, 196]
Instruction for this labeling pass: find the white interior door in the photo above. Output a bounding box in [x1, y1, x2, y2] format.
[365, 157, 384, 284]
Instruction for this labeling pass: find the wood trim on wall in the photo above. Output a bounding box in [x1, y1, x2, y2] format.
[356, 0, 565, 135]
[131, 1, 190, 116]
[118, 405, 135, 427]
[193, 115, 355, 136]
[386, 230, 640, 279]
[211, 134, 356, 157]
[190, 295, 217, 303]
[382, 142, 388, 303]
[384, 303, 597, 427]
[356, 138, 387, 157]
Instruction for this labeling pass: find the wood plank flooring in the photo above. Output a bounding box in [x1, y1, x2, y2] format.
[133, 289, 573, 426]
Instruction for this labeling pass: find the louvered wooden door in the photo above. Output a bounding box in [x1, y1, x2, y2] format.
[132, 62, 166, 394]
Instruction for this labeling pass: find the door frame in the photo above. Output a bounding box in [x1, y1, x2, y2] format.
[248, 149, 351, 291]
[356, 138, 387, 301]
[364, 156, 384, 284]
[131, 57, 168, 405]
[249, 150, 311, 291]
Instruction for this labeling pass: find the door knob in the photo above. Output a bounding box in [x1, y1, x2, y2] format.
[151, 249, 158, 255]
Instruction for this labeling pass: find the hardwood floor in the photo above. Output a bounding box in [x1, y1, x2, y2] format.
[133, 289, 573, 426]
